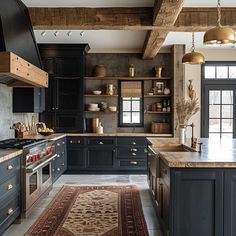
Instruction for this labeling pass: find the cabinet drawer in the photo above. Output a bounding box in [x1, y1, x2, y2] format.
[87, 138, 116, 146]
[117, 137, 147, 146]
[0, 174, 20, 202]
[55, 138, 66, 154]
[0, 157, 20, 183]
[67, 137, 85, 146]
[118, 159, 147, 169]
[0, 195, 20, 227]
[117, 147, 147, 159]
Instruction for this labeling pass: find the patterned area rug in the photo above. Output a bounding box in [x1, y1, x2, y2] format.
[25, 185, 149, 236]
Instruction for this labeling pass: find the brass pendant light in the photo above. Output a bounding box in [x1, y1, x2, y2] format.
[203, 0, 236, 45]
[182, 32, 205, 65]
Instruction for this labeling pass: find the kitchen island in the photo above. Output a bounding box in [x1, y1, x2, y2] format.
[147, 138, 236, 236]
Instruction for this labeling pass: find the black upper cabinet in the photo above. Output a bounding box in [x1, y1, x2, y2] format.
[13, 88, 45, 113]
[38, 44, 89, 132]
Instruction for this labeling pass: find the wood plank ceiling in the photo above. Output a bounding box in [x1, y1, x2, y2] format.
[28, 1, 236, 59]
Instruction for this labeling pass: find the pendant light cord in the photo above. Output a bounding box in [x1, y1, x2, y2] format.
[191, 32, 195, 52]
[217, 0, 222, 27]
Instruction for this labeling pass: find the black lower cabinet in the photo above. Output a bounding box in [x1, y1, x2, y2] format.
[66, 136, 148, 174]
[151, 159, 236, 236]
[52, 137, 67, 183]
[224, 171, 236, 236]
[87, 147, 115, 169]
[0, 156, 21, 235]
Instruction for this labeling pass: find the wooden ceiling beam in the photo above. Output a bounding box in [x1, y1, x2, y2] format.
[143, 0, 184, 59]
[28, 7, 236, 31]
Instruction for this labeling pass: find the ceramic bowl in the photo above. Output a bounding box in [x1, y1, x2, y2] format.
[88, 103, 99, 109]
[92, 90, 102, 95]
[108, 106, 117, 112]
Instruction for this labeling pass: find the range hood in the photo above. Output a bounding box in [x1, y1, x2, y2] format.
[0, 0, 48, 87]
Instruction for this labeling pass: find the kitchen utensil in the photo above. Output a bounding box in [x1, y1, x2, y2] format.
[96, 122, 104, 134]
[106, 84, 115, 95]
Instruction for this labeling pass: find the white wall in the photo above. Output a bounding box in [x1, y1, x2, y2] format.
[184, 48, 236, 139]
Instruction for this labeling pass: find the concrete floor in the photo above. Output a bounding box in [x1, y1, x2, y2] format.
[3, 175, 162, 236]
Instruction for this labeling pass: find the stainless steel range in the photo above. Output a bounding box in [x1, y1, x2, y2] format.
[0, 139, 56, 217]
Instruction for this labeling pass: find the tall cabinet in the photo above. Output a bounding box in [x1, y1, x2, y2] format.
[38, 44, 89, 132]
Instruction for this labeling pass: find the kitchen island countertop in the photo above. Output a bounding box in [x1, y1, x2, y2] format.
[147, 138, 236, 168]
[0, 149, 23, 163]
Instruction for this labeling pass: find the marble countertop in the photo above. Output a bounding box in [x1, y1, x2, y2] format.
[65, 133, 172, 137]
[0, 149, 23, 163]
[147, 138, 236, 168]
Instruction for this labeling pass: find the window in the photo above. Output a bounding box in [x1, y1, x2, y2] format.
[201, 62, 236, 138]
[119, 81, 143, 127]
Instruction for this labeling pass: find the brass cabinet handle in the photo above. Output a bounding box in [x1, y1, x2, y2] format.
[8, 208, 14, 215]
[130, 148, 137, 152]
[70, 140, 80, 144]
[130, 161, 138, 165]
[131, 152, 137, 156]
[69, 140, 73, 144]
[7, 184, 13, 190]
[7, 165, 13, 170]
[99, 141, 104, 145]
[62, 141, 65, 145]
[131, 142, 136, 145]
[61, 163, 65, 166]
[77, 140, 81, 144]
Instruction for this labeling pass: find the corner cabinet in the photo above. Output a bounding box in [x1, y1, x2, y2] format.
[38, 44, 90, 132]
[148, 156, 236, 236]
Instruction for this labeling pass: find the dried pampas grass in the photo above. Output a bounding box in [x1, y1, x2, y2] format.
[176, 98, 200, 125]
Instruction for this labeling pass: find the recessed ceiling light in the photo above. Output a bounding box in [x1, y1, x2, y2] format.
[54, 31, 59, 37]
[41, 31, 46, 37]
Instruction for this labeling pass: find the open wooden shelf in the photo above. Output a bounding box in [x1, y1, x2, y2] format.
[144, 95, 172, 98]
[85, 76, 171, 81]
[85, 94, 118, 97]
[145, 111, 172, 114]
[85, 111, 117, 113]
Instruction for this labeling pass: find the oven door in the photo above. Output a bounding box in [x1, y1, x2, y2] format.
[40, 161, 52, 194]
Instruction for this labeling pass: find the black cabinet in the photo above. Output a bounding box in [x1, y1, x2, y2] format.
[13, 88, 45, 113]
[39, 44, 89, 132]
[0, 156, 21, 235]
[224, 171, 236, 236]
[52, 137, 67, 182]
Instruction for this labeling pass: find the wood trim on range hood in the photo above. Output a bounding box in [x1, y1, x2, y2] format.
[0, 52, 48, 88]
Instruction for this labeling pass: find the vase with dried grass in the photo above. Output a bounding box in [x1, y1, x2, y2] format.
[176, 98, 200, 144]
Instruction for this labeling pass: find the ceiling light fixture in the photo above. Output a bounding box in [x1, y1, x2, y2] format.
[40, 31, 46, 37]
[182, 32, 205, 65]
[203, 0, 236, 45]
[54, 31, 59, 37]
[67, 31, 72, 37]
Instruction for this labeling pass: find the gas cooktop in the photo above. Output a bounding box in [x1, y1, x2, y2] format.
[0, 139, 45, 149]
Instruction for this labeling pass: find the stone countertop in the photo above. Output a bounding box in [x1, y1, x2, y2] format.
[0, 149, 23, 163]
[147, 138, 236, 168]
[65, 133, 172, 137]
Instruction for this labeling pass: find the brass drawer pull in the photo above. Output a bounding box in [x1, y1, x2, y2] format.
[7, 165, 13, 170]
[69, 140, 73, 144]
[131, 148, 137, 152]
[130, 161, 138, 165]
[131, 142, 136, 145]
[99, 141, 104, 145]
[7, 184, 13, 190]
[77, 140, 81, 144]
[8, 208, 14, 215]
[131, 152, 137, 156]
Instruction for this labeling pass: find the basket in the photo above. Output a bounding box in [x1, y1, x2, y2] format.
[151, 122, 170, 134]
[94, 65, 106, 77]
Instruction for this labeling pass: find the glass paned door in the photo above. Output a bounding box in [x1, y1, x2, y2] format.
[204, 85, 236, 138]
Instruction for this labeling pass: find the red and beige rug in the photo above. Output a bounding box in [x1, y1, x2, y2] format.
[25, 185, 149, 236]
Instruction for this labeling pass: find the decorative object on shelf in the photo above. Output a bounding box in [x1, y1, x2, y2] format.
[162, 100, 167, 112]
[151, 122, 170, 134]
[99, 102, 108, 111]
[153, 81, 164, 95]
[176, 98, 200, 144]
[94, 64, 107, 77]
[163, 87, 171, 95]
[92, 118, 100, 133]
[87, 103, 100, 111]
[129, 64, 135, 77]
[203, 0, 236, 45]
[188, 80, 196, 100]
[155, 67, 163, 78]
[108, 106, 117, 112]
[106, 84, 116, 95]
[156, 102, 162, 112]
[96, 122, 104, 134]
[167, 100, 171, 112]
[92, 90, 102, 95]
[147, 92, 154, 96]
[182, 32, 205, 65]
